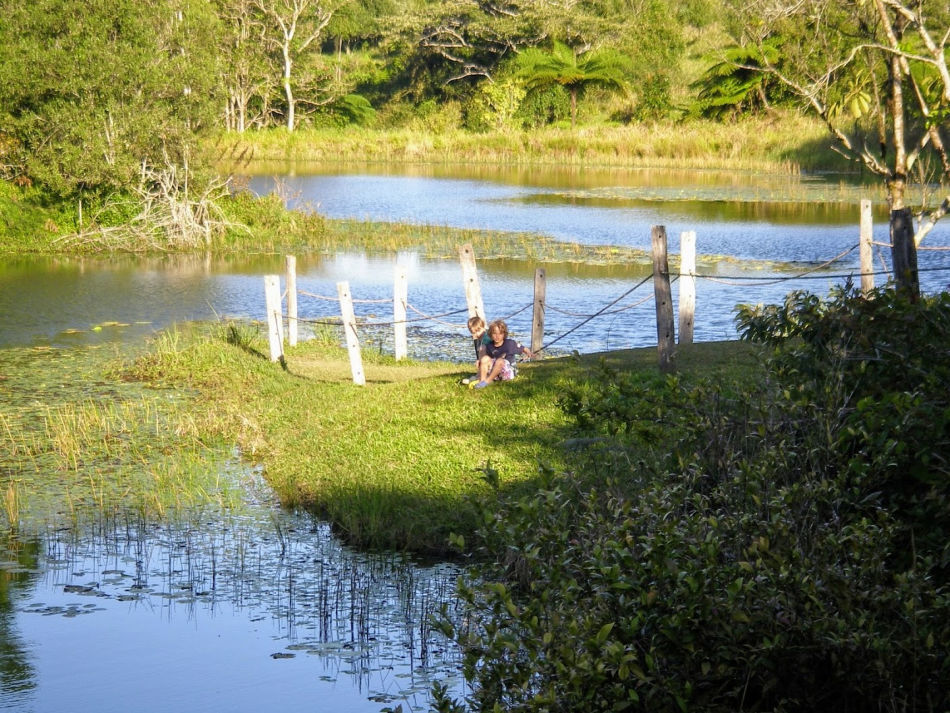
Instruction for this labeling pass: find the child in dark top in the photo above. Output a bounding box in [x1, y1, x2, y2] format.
[472, 319, 533, 389]
[463, 315, 492, 385]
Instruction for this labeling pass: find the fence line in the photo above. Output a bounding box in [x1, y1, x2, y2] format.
[264, 211, 950, 379]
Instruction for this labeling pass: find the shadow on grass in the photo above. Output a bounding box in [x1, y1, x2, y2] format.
[305, 340, 762, 554]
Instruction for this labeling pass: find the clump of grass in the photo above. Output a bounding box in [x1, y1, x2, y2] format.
[2, 481, 21, 530]
[0, 343, 243, 531]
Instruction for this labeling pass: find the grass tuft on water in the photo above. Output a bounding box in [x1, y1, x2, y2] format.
[0, 343, 243, 531]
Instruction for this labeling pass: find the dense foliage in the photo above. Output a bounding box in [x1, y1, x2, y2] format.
[0, 0, 221, 198]
[441, 286, 950, 712]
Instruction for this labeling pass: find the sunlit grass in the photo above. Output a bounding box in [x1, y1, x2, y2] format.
[216, 115, 841, 173]
[0, 344, 243, 531]
[123, 323, 760, 553]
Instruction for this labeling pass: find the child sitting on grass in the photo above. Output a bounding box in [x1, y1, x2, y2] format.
[471, 319, 533, 389]
[462, 315, 492, 385]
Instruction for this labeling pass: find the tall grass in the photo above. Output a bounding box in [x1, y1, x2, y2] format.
[0, 343, 242, 531]
[216, 115, 840, 174]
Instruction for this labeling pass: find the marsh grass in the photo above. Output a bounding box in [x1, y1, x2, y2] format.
[0, 343, 242, 531]
[217, 115, 841, 173]
[123, 322, 760, 553]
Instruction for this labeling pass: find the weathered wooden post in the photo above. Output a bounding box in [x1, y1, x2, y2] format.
[285, 255, 298, 346]
[860, 200, 875, 295]
[393, 264, 408, 361]
[459, 244, 486, 321]
[678, 231, 696, 346]
[531, 267, 546, 355]
[337, 281, 366, 386]
[651, 226, 676, 373]
[264, 275, 284, 363]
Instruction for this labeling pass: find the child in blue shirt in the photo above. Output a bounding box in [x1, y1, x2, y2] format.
[462, 315, 492, 385]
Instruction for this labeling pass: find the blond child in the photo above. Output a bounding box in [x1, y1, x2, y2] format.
[462, 315, 492, 385]
[471, 319, 533, 389]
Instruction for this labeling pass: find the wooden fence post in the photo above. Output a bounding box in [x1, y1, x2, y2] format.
[337, 281, 366, 386]
[678, 231, 696, 345]
[531, 267, 546, 355]
[459, 244, 486, 321]
[285, 255, 298, 346]
[860, 200, 875, 295]
[264, 275, 284, 363]
[651, 226, 676, 373]
[393, 264, 408, 361]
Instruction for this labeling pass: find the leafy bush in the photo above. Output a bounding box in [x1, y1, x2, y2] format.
[516, 86, 570, 128]
[442, 285, 950, 712]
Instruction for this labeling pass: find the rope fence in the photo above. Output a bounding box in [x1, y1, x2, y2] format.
[262, 205, 950, 383]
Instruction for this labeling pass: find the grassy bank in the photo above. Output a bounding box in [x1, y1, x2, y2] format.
[118, 323, 759, 553]
[217, 115, 847, 174]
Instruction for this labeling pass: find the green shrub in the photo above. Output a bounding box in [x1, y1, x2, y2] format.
[443, 285, 950, 712]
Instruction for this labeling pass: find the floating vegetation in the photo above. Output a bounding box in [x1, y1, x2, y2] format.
[0, 343, 241, 531]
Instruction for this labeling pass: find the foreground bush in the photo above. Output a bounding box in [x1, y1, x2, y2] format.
[442, 285, 949, 712]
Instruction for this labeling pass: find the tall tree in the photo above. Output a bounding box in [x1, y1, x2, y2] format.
[0, 0, 221, 197]
[254, 0, 347, 131]
[517, 40, 631, 126]
[729, 0, 950, 296]
[216, 0, 272, 132]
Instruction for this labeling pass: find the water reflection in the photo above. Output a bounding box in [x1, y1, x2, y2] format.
[246, 172, 949, 265]
[0, 537, 38, 709]
[0, 493, 462, 713]
[3, 168, 949, 354]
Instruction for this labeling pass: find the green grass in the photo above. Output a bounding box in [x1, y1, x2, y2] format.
[0, 343, 242, 531]
[122, 323, 761, 553]
[216, 114, 842, 173]
[0, 320, 761, 551]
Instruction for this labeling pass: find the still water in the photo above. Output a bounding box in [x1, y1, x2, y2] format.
[3, 164, 950, 712]
[0, 481, 463, 713]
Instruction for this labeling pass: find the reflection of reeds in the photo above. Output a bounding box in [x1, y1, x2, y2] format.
[31, 509, 463, 706]
[2, 481, 20, 529]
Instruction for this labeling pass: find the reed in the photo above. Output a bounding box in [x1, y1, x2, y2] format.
[2, 481, 20, 529]
[0, 343, 243, 531]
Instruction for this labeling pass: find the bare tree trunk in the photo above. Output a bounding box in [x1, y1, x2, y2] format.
[877, 0, 919, 297]
[283, 46, 295, 131]
[891, 207, 919, 297]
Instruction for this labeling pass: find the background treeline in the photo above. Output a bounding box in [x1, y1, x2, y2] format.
[1, 0, 947, 251]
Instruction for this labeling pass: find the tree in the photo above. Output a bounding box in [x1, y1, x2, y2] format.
[516, 40, 631, 127]
[728, 0, 950, 296]
[254, 0, 346, 131]
[691, 42, 784, 118]
[215, 0, 272, 132]
[0, 0, 222, 198]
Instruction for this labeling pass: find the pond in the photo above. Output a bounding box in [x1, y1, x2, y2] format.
[0, 469, 464, 713]
[4, 164, 949, 356]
